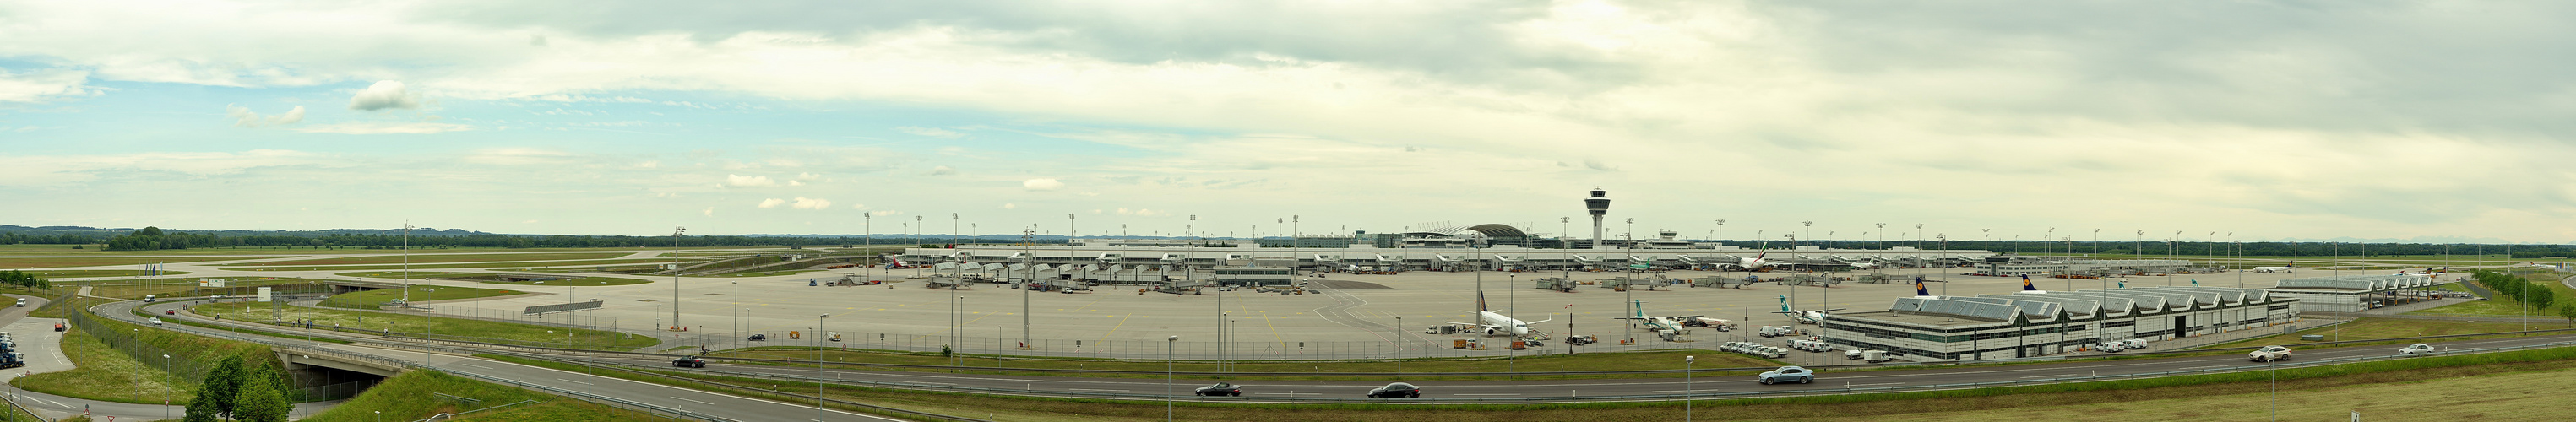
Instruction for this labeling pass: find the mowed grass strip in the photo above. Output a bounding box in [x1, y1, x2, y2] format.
[8, 328, 191, 404]
[709, 348, 1784, 381]
[225, 252, 634, 267]
[193, 300, 658, 351]
[17, 269, 193, 278]
[231, 258, 698, 272]
[0, 256, 289, 269]
[316, 285, 528, 308]
[2208, 317, 2572, 349]
[295, 370, 662, 422]
[336, 272, 655, 286]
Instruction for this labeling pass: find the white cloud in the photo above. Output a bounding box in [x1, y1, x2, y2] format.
[788, 180, 804, 186]
[897, 126, 964, 138]
[347, 80, 421, 111]
[0, 68, 95, 103]
[1114, 208, 1167, 217]
[635, 160, 661, 169]
[723, 174, 777, 187]
[294, 122, 470, 134]
[928, 165, 957, 176]
[703, 207, 715, 217]
[1000, 203, 1016, 209]
[464, 148, 578, 165]
[789, 197, 832, 209]
[1023, 178, 1065, 191]
[869, 210, 905, 217]
[795, 172, 821, 181]
[226, 104, 305, 127]
[756, 198, 785, 208]
[0, 149, 322, 187]
[848, 203, 869, 210]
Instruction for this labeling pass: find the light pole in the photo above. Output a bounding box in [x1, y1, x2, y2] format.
[865, 213, 873, 285]
[401, 222, 413, 304]
[1684, 354, 1694, 422]
[671, 225, 684, 331]
[818, 312, 830, 421]
[1394, 316, 1404, 376]
[163, 354, 172, 420]
[1166, 335, 1178, 422]
[731, 282, 739, 346]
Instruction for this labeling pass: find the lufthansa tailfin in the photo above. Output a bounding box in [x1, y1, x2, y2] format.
[2020, 273, 2039, 291]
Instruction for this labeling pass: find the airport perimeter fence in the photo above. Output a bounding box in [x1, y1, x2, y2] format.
[646, 328, 1708, 361]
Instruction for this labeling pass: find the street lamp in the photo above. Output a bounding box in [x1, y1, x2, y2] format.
[1684, 355, 1695, 422]
[818, 313, 830, 421]
[671, 225, 685, 332]
[1166, 335, 1178, 422]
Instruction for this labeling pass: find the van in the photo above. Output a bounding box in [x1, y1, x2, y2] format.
[144, 295, 156, 303]
[12, 299, 23, 307]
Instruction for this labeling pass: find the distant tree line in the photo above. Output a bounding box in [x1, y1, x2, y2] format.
[0, 270, 51, 290]
[2470, 270, 2557, 311]
[1709, 240, 2576, 258]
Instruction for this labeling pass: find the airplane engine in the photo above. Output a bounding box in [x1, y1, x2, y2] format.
[1484, 327, 1498, 336]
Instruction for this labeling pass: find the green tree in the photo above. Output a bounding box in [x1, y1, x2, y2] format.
[2559, 303, 2576, 325]
[182, 391, 219, 422]
[199, 354, 247, 419]
[232, 370, 292, 422]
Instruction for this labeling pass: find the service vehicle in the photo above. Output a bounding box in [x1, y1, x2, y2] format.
[2397, 344, 2436, 354]
[2095, 342, 2125, 353]
[1845, 349, 1870, 360]
[1860, 350, 1891, 363]
[2119, 338, 2149, 349]
[1757, 365, 1814, 385]
[1194, 382, 1243, 397]
[1365, 382, 1421, 398]
[2249, 345, 2294, 362]
[144, 295, 156, 303]
[671, 356, 708, 368]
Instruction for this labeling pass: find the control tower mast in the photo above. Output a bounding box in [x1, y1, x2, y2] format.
[1584, 188, 1611, 249]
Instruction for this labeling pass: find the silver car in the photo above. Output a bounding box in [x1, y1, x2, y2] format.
[2397, 344, 2436, 354]
[1756, 366, 1814, 385]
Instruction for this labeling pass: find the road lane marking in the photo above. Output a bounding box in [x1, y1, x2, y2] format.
[557, 378, 590, 385]
[459, 363, 495, 370]
[671, 396, 715, 405]
[2021, 374, 2079, 378]
[1452, 393, 1520, 396]
[1068, 388, 1128, 392]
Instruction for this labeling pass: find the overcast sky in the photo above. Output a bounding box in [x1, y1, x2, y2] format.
[2, 1, 2570, 243]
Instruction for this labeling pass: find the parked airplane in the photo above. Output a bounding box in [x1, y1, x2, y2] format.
[1913, 276, 1937, 298]
[2020, 273, 2046, 293]
[1445, 291, 1552, 337]
[1616, 300, 1701, 333]
[2252, 263, 2295, 273]
[2397, 267, 2448, 277]
[1774, 295, 1846, 324]
[883, 253, 916, 269]
[1724, 245, 1776, 271]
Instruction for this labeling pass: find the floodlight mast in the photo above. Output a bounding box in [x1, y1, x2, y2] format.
[672, 225, 684, 331]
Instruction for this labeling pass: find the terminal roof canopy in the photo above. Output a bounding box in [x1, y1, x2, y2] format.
[1405, 224, 1530, 238]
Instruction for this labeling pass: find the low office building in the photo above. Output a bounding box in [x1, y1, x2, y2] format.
[2265, 274, 2443, 313]
[1821, 285, 2297, 360]
[1975, 259, 2195, 276]
[897, 237, 1996, 273]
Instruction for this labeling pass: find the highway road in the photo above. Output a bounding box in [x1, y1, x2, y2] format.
[126, 296, 2576, 405]
[101, 299, 908, 422]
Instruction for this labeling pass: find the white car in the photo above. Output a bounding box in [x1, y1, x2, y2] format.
[149, 317, 163, 325]
[2120, 339, 2149, 350]
[2249, 345, 2294, 362]
[2397, 344, 2436, 354]
[2095, 342, 2125, 353]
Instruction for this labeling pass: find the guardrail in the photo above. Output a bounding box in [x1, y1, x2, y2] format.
[574, 338, 2576, 404]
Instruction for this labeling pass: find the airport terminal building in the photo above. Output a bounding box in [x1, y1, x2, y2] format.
[2264, 274, 2445, 313]
[1820, 286, 2299, 360]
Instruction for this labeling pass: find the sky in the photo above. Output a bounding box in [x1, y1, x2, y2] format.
[3, 0, 2573, 243]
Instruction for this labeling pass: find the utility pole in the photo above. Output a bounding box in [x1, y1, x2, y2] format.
[402, 222, 413, 304]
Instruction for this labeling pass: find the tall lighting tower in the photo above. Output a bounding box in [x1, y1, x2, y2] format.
[1584, 188, 1611, 249]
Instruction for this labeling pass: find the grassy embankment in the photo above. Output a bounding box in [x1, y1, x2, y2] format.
[0, 256, 282, 269]
[712, 347, 1781, 381]
[218, 252, 635, 266]
[193, 300, 658, 351]
[2209, 317, 2571, 349]
[295, 370, 671, 422]
[2408, 271, 2576, 317]
[83, 279, 327, 300]
[497, 342, 2576, 422]
[314, 284, 529, 308]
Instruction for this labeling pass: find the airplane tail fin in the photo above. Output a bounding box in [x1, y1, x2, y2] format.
[1477, 290, 1489, 313]
[2020, 273, 2038, 291]
[1916, 277, 1932, 296]
[1778, 295, 1792, 312]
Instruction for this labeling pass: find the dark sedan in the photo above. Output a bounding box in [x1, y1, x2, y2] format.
[1365, 382, 1420, 398]
[1193, 382, 1242, 397]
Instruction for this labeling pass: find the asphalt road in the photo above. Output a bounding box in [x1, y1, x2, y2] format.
[102, 299, 905, 422]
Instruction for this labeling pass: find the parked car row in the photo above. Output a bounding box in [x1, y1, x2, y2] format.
[2094, 338, 2150, 353]
[1720, 341, 1787, 358]
[1844, 349, 1894, 363]
[1755, 326, 1805, 338]
[1786, 338, 1834, 353]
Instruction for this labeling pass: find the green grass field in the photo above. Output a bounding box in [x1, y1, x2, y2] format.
[8, 328, 191, 404]
[0, 256, 285, 269]
[318, 285, 528, 308]
[229, 257, 700, 272]
[87, 279, 325, 300]
[296, 370, 663, 422]
[14, 269, 192, 278]
[2407, 273, 2576, 317]
[708, 348, 1782, 381]
[226, 252, 634, 266]
[193, 301, 658, 350]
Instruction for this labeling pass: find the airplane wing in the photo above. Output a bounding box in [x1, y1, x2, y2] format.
[1445, 321, 1502, 329]
[1822, 308, 1848, 312]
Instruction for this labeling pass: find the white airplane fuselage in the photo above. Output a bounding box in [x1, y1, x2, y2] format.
[1476, 311, 1538, 336]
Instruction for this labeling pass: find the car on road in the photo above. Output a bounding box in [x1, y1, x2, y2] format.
[1757, 365, 1814, 385]
[2398, 344, 2437, 354]
[1194, 382, 1242, 397]
[2249, 345, 2294, 362]
[149, 317, 163, 325]
[1365, 382, 1421, 398]
[747, 333, 767, 341]
[671, 356, 707, 368]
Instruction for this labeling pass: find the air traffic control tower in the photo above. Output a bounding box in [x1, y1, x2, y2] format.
[1584, 188, 1610, 249]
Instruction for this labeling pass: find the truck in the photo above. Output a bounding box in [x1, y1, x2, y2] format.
[0, 352, 21, 369]
[1758, 326, 1797, 338]
[1859, 349, 1890, 363]
[2248, 345, 2293, 362]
